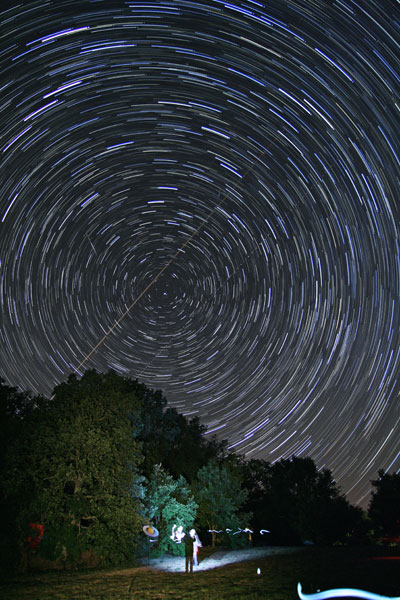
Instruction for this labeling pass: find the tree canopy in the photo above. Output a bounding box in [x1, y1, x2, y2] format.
[193, 460, 250, 547]
[144, 464, 198, 556]
[3, 371, 143, 568]
[135, 386, 226, 483]
[1, 370, 396, 572]
[241, 456, 363, 545]
[0, 379, 38, 569]
[368, 470, 400, 540]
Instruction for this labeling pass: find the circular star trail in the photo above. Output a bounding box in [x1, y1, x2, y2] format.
[1, 0, 399, 507]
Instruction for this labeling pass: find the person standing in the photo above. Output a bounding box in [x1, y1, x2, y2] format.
[190, 529, 202, 566]
[184, 529, 195, 573]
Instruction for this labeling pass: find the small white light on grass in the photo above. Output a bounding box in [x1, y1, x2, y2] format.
[257, 568, 261, 575]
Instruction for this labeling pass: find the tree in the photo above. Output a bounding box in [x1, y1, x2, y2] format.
[162, 415, 228, 483]
[239, 458, 272, 539]
[0, 379, 38, 571]
[134, 384, 227, 483]
[4, 370, 144, 568]
[369, 470, 400, 540]
[193, 460, 250, 547]
[143, 464, 197, 557]
[257, 456, 361, 545]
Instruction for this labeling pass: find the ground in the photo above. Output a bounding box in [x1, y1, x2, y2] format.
[142, 545, 304, 572]
[1, 545, 399, 599]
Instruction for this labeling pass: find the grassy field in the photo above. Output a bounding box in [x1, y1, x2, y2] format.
[0, 546, 399, 600]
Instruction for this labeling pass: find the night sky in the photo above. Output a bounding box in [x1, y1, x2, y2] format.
[1, 0, 399, 508]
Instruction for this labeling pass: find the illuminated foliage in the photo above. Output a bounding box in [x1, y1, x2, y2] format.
[144, 464, 198, 557]
[194, 460, 250, 547]
[4, 370, 143, 568]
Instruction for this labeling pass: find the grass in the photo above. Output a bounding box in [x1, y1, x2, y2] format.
[0, 546, 399, 600]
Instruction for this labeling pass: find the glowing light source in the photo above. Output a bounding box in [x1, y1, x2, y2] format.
[170, 524, 185, 543]
[143, 525, 159, 543]
[208, 527, 270, 535]
[297, 582, 400, 600]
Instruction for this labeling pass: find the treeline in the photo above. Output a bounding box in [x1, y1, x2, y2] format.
[1, 371, 399, 572]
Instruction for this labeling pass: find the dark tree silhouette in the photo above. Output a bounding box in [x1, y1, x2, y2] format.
[0, 379, 38, 570]
[134, 381, 227, 482]
[242, 455, 363, 545]
[368, 470, 400, 540]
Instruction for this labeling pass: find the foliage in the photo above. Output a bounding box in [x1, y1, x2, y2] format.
[134, 384, 227, 483]
[250, 456, 363, 545]
[239, 456, 363, 545]
[193, 460, 250, 547]
[163, 415, 228, 483]
[237, 457, 271, 533]
[0, 379, 40, 571]
[368, 470, 400, 540]
[143, 464, 198, 557]
[3, 370, 144, 569]
[5, 369, 399, 575]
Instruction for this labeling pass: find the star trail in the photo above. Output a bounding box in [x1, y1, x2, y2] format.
[1, 0, 399, 507]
